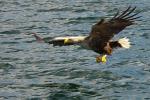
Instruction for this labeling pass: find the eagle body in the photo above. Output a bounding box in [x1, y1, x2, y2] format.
[33, 6, 140, 63]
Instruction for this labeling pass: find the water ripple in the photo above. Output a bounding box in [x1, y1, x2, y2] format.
[0, 0, 150, 99]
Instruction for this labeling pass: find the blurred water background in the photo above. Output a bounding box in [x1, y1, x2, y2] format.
[0, 0, 150, 100]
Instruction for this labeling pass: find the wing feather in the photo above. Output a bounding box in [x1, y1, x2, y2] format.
[114, 6, 131, 19]
[89, 6, 140, 43]
[118, 6, 136, 19]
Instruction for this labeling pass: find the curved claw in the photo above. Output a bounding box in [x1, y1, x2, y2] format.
[96, 55, 107, 63]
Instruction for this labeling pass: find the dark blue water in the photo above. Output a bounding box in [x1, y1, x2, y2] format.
[0, 0, 150, 100]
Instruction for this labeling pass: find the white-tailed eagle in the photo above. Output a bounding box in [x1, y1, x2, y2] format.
[33, 6, 140, 63]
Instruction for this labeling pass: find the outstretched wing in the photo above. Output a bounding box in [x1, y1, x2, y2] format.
[89, 6, 140, 43]
[32, 32, 87, 46]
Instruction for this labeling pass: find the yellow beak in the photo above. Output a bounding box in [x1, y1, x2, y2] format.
[96, 55, 107, 63]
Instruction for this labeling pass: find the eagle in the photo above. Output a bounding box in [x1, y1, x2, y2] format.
[32, 6, 140, 63]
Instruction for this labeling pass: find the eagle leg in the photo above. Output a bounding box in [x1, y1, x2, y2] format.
[96, 55, 107, 63]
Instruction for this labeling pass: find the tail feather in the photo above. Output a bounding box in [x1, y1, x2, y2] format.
[109, 37, 131, 49]
[118, 37, 131, 48]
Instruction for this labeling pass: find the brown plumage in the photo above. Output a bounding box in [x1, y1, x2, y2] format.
[86, 6, 140, 55]
[33, 6, 140, 63]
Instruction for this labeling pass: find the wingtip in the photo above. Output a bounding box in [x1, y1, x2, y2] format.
[32, 33, 45, 43]
[112, 6, 140, 21]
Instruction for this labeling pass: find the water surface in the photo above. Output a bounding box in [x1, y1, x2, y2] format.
[0, 0, 150, 100]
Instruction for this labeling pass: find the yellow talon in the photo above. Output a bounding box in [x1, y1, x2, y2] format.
[96, 55, 107, 63]
[101, 55, 107, 63]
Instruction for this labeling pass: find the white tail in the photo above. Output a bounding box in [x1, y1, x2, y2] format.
[118, 37, 131, 48]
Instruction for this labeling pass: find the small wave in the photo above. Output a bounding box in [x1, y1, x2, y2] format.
[0, 30, 20, 34]
[0, 63, 15, 70]
[37, 7, 72, 12]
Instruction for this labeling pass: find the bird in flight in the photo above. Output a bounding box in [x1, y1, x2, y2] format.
[33, 6, 140, 63]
